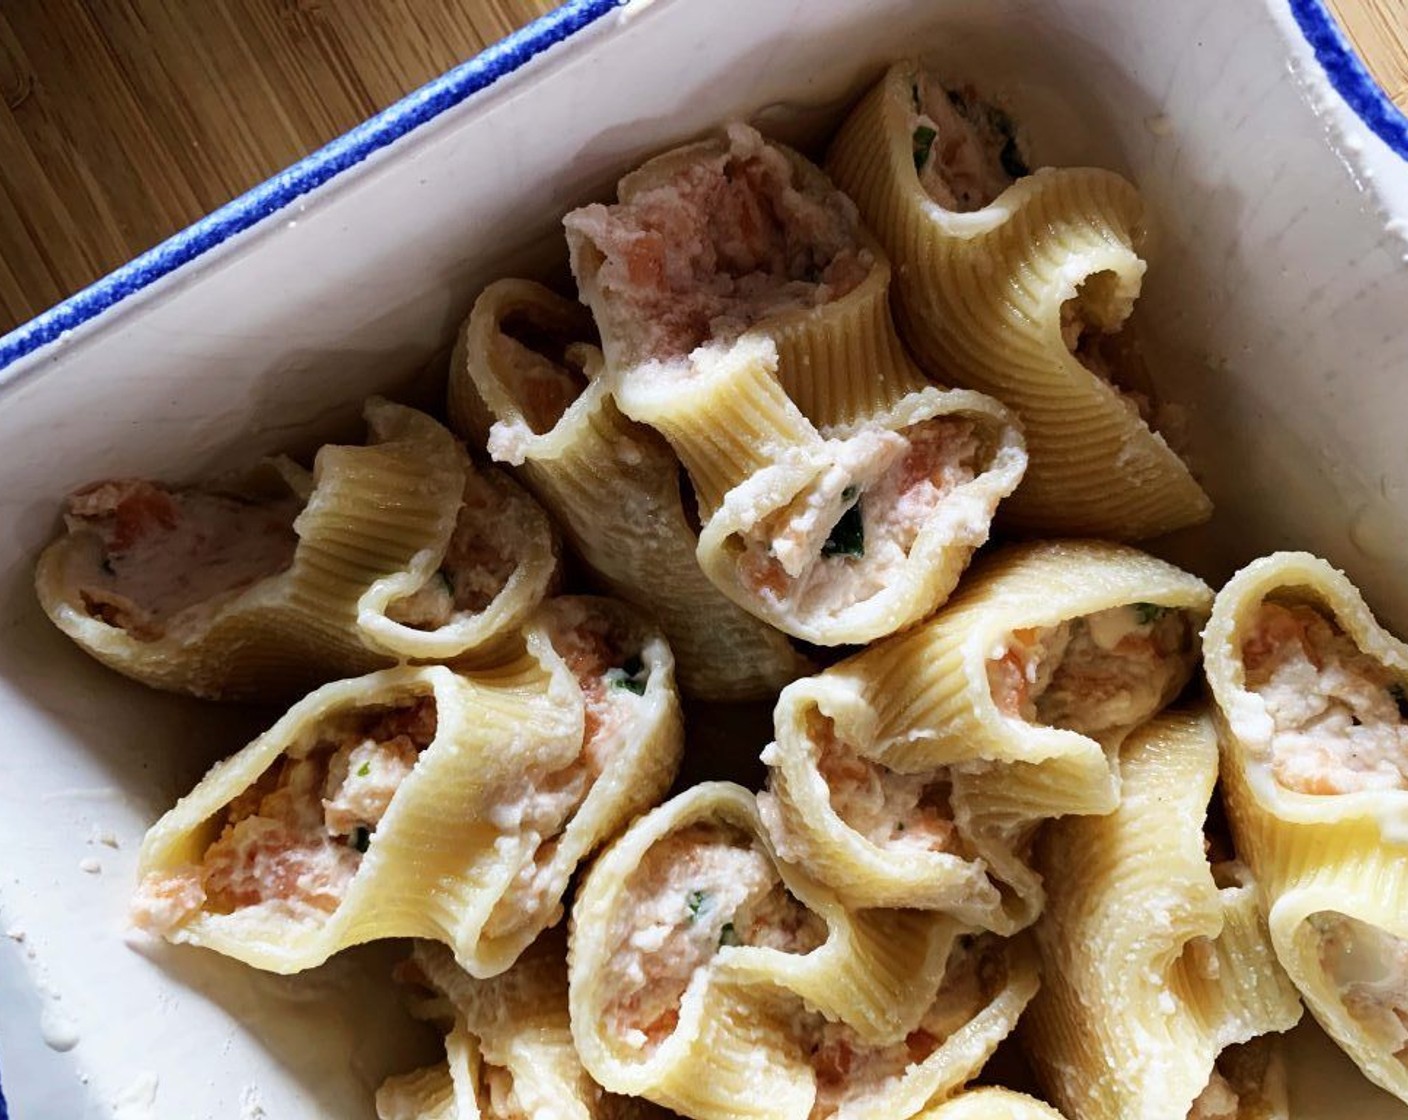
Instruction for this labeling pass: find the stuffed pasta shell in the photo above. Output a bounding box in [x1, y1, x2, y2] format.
[758, 539, 1210, 931]
[132, 595, 683, 976]
[377, 932, 660, 1120]
[564, 121, 927, 430]
[36, 399, 559, 700]
[1023, 709, 1302, 1120]
[563, 125, 1027, 646]
[913, 1091, 1066, 1120]
[569, 781, 1038, 1120]
[1205, 552, 1408, 1104]
[826, 61, 1211, 540]
[449, 277, 809, 700]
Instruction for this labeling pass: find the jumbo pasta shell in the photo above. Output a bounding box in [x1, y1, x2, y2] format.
[36, 399, 466, 701]
[564, 123, 929, 431]
[759, 539, 1210, 930]
[1023, 709, 1302, 1120]
[450, 278, 810, 701]
[618, 334, 1026, 647]
[134, 596, 683, 976]
[827, 61, 1211, 540]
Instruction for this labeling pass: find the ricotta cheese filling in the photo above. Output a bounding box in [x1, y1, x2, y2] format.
[566, 122, 872, 364]
[806, 936, 1003, 1120]
[602, 823, 827, 1053]
[498, 309, 591, 435]
[1313, 912, 1408, 1059]
[909, 74, 1027, 212]
[65, 479, 300, 641]
[736, 416, 985, 618]
[1241, 601, 1408, 795]
[987, 603, 1196, 737]
[480, 604, 648, 939]
[807, 711, 963, 856]
[384, 472, 524, 631]
[133, 696, 438, 934]
[1186, 1068, 1240, 1120]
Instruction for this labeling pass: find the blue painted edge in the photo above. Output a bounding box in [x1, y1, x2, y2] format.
[0, 0, 623, 375]
[0, 1043, 7, 1120]
[1290, 0, 1408, 160]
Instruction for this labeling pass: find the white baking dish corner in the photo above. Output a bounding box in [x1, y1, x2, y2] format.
[1, 0, 1406, 1116]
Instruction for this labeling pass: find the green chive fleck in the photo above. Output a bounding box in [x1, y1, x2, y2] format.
[1133, 602, 1169, 625]
[841, 485, 858, 503]
[912, 125, 937, 173]
[719, 923, 740, 947]
[357, 761, 371, 778]
[822, 500, 865, 559]
[350, 826, 371, 853]
[895, 821, 907, 833]
[607, 653, 648, 696]
[686, 890, 709, 920]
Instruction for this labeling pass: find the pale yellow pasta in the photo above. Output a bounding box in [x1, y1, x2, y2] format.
[378, 932, 661, 1120]
[912, 1089, 1067, 1120]
[1023, 709, 1302, 1120]
[448, 277, 809, 700]
[758, 539, 1210, 931]
[131, 595, 683, 976]
[35, 398, 465, 701]
[569, 781, 1037, 1120]
[563, 126, 1028, 647]
[826, 60, 1211, 540]
[564, 122, 929, 430]
[1205, 551, 1408, 1104]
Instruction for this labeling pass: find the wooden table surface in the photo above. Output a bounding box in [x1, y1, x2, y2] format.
[0, 0, 1404, 336]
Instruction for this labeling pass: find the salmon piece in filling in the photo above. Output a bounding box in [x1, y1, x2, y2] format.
[566, 123, 872, 365]
[1241, 601, 1408, 795]
[385, 472, 524, 631]
[132, 696, 437, 934]
[479, 605, 652, 940]
[909, 75, 1028, 213]
[1313, 912, 1408, 1060]
[806, 936, 1004, 1120]
[987, 603, 1196, 738]
[602, 823, 827, 1053]
[737, 417, 986, 616]
[65, 479, 301, 642]
[805, 711, 963, 856]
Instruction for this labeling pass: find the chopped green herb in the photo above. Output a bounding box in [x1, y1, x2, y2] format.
[1390, 682, 1407, 716]
[356, 761, 371, 778]
[607, 653, 648, 696]
[841, 485, 858, 503]
[822, 500, 865, 559]
[686, 890, 709, 920]
[719, 923, 740, 947]
[911, 125, 937, 173]
[895, 821, 907, 833]
[350, 826, 371, 853]
[1133, 602, 1169, 625]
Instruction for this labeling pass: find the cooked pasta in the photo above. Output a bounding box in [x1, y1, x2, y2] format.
[569, 781, 1038, 1120]
[758, 539, 1211, 931]
[1023, 709, 1302, 1120]
[377, 932, 661, 1120]
[131, 595, 683, 976]
[912, 1090, 1067, 1120]
[826, 60, 1211, 540]
[35, 399, 466, 700]
[449, 277, 810, 700]
[1205, 551, 1408, 1104]
[563, 125, 1028, 646]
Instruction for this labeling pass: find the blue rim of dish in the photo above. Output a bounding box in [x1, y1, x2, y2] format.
[0, 0, 623, 376]
[1291, 0, 1408, 159]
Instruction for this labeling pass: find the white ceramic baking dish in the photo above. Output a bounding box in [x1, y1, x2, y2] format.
[1, 0, 1406, 1115]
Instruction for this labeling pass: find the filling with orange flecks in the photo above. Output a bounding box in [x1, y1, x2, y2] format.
[133, 696, 437, 933]
[65, 479, 301, 641]
[987, 603, 1197, 738]
[1241, 600, 1408, 795]
[602, 822, 826, 1053]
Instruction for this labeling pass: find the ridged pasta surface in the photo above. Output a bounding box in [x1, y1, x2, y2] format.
[826, 61, 1211, 540]
[759, 539, 1211, 930]
[1023, 708, 1302, 1120]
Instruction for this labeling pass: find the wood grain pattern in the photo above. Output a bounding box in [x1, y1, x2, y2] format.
[0, 0, 1402, 336]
